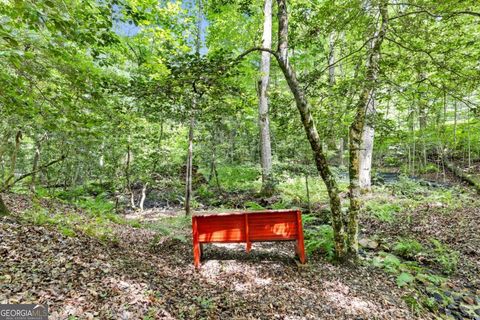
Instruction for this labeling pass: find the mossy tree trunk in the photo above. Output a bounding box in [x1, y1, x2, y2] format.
[274, 0, 346, 261]
[347, 0, 388, 259]
[0, 194, 9, 216]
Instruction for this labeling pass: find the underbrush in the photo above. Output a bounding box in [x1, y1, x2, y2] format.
[212, 165, 261, 191]
[278, 176, 348, 208]
[21, 205, 118, 243]
[302, 214, 335, 260]
[146, 215, 191, 249]
[19, 193, 141, 243]
[370, 240, 460, 315]
[365, 177, 476, 224]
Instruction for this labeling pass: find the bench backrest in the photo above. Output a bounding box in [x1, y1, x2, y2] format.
[193, 210, 300, 243]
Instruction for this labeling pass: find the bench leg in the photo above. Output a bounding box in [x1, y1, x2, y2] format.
[296, 210, 307, 264]
[296, 239, 306, 264]
[194, 241, 201, 269]
[246, 241, 251, 253]
[192, 217, 201, 269]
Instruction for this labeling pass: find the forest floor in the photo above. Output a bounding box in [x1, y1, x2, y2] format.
[1, 175, 480, 319]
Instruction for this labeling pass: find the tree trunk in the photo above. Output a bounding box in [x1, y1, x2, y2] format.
[258, 0, 274, 195]
[208, 132, 221, 190]
[126, 141, 135, 209]
[185, 116, 194, 216]
[304, 173, 311, 213]
[359, 96, 375, 190]
[453, 100, 457, 148]
[3, 131, 22, 189]
[139, 182, 148, 211]
[347, 0, 388, 259]
[338, 138, 344, 166]
[0, 194, 9, 216]
[185, 0, 202, 215]
[444, 159, 480, 193]
[275, 0, 346, 261]
[30, 138, 43, 193]
[328, 32, 336, 85]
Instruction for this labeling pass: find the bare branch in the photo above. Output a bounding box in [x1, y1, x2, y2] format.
[1, 155, 67, 193]
[235, 47, 279, 63]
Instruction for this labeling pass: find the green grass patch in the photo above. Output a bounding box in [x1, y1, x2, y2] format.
[20, 200, 123, 243]
[146, 215, 190, 247]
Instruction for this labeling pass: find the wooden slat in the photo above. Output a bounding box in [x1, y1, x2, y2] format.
[192, 210, 307, 267]
[197, 214, 246, 242]
[248, 212, 297, 241]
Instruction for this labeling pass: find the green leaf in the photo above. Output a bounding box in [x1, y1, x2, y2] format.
[396, 272, 414, 287]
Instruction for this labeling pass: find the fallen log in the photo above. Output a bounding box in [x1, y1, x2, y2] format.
[443, 159, 480, 193]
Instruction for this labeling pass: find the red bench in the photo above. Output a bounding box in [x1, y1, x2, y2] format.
[192, 209, 306, 268]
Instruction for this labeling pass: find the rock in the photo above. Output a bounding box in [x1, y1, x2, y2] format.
[432, 292, 444, 304]
[359, 238, 379, 250]
[463, 296, 475, 305]
[475, 309, 480, 316]
[428, 202, 444, 208]
[459, 306, 470, 317]
[452, 311, 463, 320]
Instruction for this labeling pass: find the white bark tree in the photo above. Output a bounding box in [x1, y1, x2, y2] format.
[359, 96, 375, 190]
[258, 0, 274, 195]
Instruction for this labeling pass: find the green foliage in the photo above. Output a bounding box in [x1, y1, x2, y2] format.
[391, 176, 426, 198]
[278, 176, 348, 206]
[365, 200, 401, 222]
[418, 163, 439, 174]
[396, 272, 415, 287]
[244, 201, 264, 210]
[372, 252, 401, 273]
[430, 239, 459, 275]
[22, 208, 113, 242]
[304, 224, 335, 260]
[415, 273, 446, 286]
[59, 226, 77, 237]
[393, 238, 424, 259]
[147, 215, 190, 248]
[402, 294, 423, 315]
[271, 201, 288, 210]
[196, 185, 214, 199]
[216, 165, 261, 191]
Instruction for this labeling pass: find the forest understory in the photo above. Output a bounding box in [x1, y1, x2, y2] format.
[2, 0, 480, 319]
[1, 170, 479, 320]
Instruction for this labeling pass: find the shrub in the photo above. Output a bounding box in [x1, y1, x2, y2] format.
[244, 201, 264, 210]
[391, 176, 425, 197]
[430, 239, 459, 275]
[305, 224, 335, 260]
[418, 163, 439, 174]
[372, 252, 401, 273]
[365, 201, 401, 222]
[393, 238, 424, 259]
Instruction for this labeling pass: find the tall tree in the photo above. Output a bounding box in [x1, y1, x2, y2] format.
[185, 0, 203, 216]
[239, 0, 348, 260]
[347, 0, 388, 258]
[258, 0, 274, 195]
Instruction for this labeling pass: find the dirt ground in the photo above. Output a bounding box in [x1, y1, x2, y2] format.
[0, 194, 421, 320]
